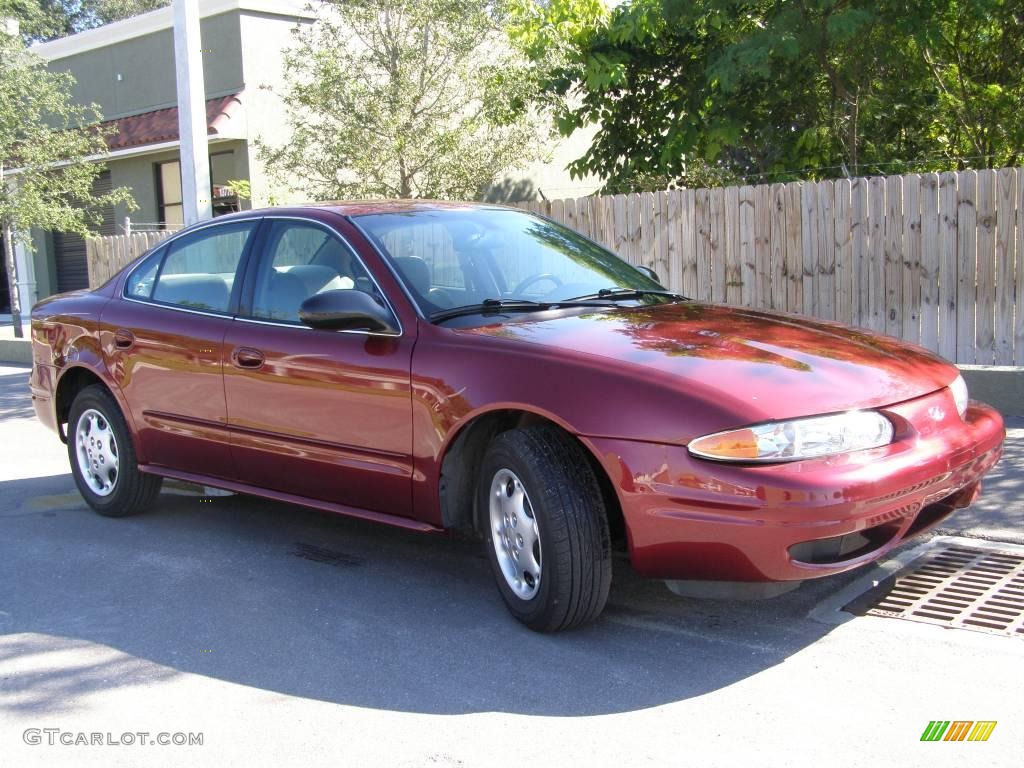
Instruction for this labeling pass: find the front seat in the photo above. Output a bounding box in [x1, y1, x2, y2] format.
[392, 256, 431, 297]
[257, 270, 309, 323]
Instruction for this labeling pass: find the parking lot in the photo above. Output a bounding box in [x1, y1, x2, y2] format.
[1, 363, 1021, 767]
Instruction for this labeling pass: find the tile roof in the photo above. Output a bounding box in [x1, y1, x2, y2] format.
[101, 93, 242, 151]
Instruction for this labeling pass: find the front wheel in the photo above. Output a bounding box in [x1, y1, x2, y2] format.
[67, 384, 161, 517]
[477, 425, 612, 632]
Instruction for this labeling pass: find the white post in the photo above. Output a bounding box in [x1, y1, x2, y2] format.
[14, 238, 35, 323]
[1, 18, 24, 336]
[173, 0, 212, 225]
[1, 158, 22, 337]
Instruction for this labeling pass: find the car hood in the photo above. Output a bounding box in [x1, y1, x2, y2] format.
[460, 302, 958, 423]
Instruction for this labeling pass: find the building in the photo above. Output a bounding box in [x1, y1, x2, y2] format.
[10, 0, 310, 310]
[12, 0, 599, 311]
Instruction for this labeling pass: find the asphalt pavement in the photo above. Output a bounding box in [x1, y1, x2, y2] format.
[0, 364, 1021, 767]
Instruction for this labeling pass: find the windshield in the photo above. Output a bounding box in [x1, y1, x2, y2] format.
[353, 208, 669, 319]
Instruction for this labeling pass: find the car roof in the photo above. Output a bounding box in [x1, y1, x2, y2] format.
[163, 200, 534, 243]
[235, 199, 521, 219]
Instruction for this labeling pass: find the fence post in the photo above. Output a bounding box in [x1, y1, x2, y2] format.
[956, 170, 978, 363]
[994, 168, 1016, 365]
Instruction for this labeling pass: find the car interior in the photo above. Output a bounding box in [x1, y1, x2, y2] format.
[250, 225, 376, 323]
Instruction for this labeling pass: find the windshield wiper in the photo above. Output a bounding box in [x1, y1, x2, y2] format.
[430, 297, 610, 323]
[561, 287, 690, 303]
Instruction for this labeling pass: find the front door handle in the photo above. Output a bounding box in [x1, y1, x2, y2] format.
[114, 329, 135, 350]
[232, 346, 265, 369]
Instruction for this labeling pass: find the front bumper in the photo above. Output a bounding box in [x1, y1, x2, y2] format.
[586, 389, 1005, 582]
[30, 362, 58, 435]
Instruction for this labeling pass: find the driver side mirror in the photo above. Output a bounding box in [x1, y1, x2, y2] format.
[299, 289, 398, 334]
[636, 265, 663, 286]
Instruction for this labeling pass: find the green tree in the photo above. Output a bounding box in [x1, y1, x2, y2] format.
[1, 28, 133, 329]
[4, 1, 168, 42]
[915, 0, 1024, 167]
[2, 0, 60, 39]
[259, 0, 548, 200]
[512, 0, 1024, 190]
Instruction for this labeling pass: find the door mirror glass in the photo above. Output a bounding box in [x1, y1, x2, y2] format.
[298, 289, 398, 333]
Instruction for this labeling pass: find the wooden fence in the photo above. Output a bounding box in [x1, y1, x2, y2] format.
[515, 168, 1024, 366]
[86, 231, 173, 288]
[86, 168, 1024, 365]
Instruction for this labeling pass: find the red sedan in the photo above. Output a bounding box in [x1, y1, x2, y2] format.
[29, 202, 1004, 631]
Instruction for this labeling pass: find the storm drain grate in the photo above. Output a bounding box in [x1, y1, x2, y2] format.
[843, 545, 1024, 638]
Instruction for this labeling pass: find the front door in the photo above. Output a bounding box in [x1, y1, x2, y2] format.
[103, 220, 258, 478]
[223, 219, 416, 518]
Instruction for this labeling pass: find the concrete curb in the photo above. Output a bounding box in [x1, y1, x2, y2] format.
[0, 338, 31, 366]
[959, 365, 1024, 417]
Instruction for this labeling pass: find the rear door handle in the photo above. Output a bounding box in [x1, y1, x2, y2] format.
[232, 347, 265, 369]
[114, 329, 135, 350]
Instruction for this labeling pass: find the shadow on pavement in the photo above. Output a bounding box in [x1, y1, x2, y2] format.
[0, 369, 33, 420]
[0, 475, 847, 718]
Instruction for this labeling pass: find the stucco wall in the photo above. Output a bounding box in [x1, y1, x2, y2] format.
[236, 11, 312, 208]
[105, 140, 249, 226]
[47, 12, 245, 119]
[485, 122, 603, 203]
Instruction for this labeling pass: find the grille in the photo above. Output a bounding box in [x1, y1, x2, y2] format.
[843, 545, 1024, 638]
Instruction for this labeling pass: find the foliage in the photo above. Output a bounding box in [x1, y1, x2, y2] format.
[226, 178, 251, 201]
[259, 0, 548, 200]
[511, 0, 1024, 190]
[1, 1, 168, 42]
[0, 0, 56, 39]
[914, 0, 1024, 167]
[0, 30, 134, 245]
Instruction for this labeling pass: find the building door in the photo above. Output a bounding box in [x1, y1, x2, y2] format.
[53, 170, 115, 293]
[0, 235, 10, 313]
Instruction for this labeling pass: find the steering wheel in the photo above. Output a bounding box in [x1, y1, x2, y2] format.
[512, 273, 563, 295]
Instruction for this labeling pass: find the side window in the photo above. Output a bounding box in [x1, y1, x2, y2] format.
[125, 246, 165, 300]
[249, 221, 375, 324]
[151, 222, 256, 314]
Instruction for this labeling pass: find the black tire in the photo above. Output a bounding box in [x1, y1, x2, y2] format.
[477, 424, 612, 632]
[67, 384, 162, 517]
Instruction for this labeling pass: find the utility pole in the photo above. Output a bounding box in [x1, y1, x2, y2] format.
[1, 161, 24, 339]
[173, 0, 212, 225]
[1, 17, 23, 336]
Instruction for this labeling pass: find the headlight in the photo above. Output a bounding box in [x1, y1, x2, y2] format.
[688, 411, 894, 463]
[949, 374, 968, 419]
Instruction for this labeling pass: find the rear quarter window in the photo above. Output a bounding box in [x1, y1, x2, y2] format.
[125, 246, 165, 300]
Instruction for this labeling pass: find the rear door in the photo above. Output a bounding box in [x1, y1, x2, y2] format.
[103, 220, 258, 478]
[222, 217, 416, 518]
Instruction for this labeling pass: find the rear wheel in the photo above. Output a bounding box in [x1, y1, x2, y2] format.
[68, 384, 161, 517]
[477, 425, 612, 631]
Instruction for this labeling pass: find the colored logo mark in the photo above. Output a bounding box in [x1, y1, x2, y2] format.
[921, 721, 997, 742]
